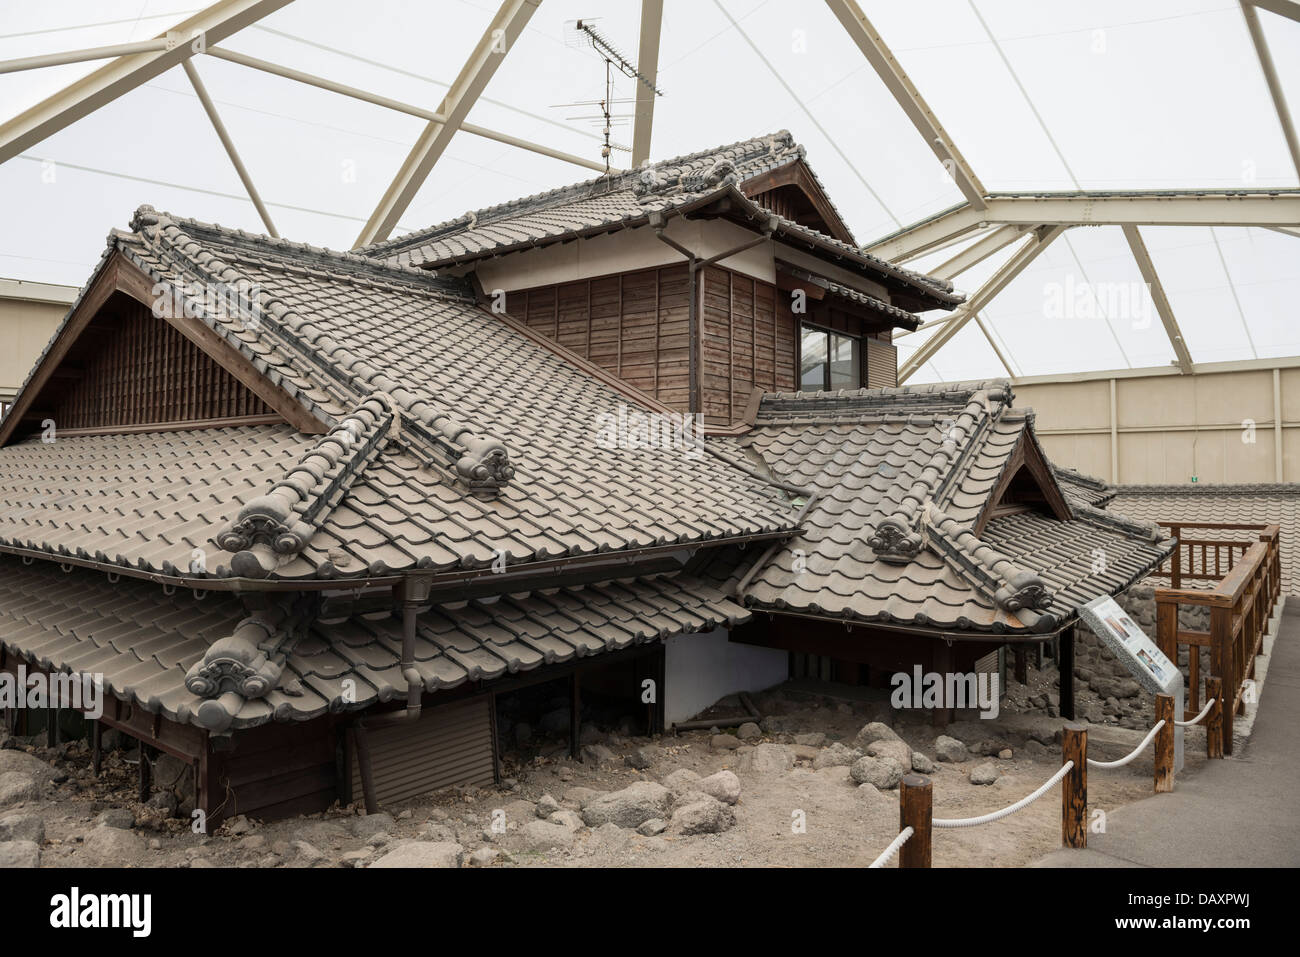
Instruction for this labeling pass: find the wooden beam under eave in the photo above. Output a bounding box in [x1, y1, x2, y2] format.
[1121, 225, 1194, 374]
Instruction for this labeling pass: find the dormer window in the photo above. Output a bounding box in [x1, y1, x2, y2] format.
[800, 324, 861, 391]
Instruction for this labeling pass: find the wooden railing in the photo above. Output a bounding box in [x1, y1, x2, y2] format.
[1154, 524, 1280, 755]
[1152, 521, 1278, 588]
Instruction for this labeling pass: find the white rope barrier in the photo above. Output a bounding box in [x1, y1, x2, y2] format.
[931, 760, 1074, 829]
[868, 826, 914, 868]
[1174, 699, 1216, 727]
[1086, 719, 1165, 769]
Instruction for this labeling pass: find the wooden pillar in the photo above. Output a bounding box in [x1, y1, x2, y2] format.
[1013, 646, 1028, 685]
[655, 642, 666, 735]
[1205, 675, 1224, 759]
[351, 725, 379, 815]
[570, 670, 582, 760]
[931, 639, 953, 726]
[197, 745, 226, 833]
[487, 692, 501, 787]
[1034, 641, 1043, 671]
[899, 774, 932, 868]
[46, 707, 57, 747]
[1059, 627, 1076, 721]
[1061, 723, 1087, 849]
[1154, 694, 1175, 793]
[91, 719, 102, 777]
[1156, 598, 1177, 662]
[1211, 605, 1234, 754]
[137, 743, 152, 803]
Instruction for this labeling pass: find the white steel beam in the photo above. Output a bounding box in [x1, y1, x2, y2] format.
[0, 39, 170, 76]
[973, 313, 1015, 377]
[355, 0, 541, 248]
[0, 0, 293, 165]
[1250, 0, 1300, 22]
[1241, 0, 1300, 182]
[898, 225, 1065, 383]
[206, 46, 607, 174]
[631, 0, 663, 168]
[1121, 225, 1194, 374]
[930, 224, 1030, 280]
[182, 59, 278, 237]
[869, 191, 1300, 262]
[824, 0, 987, 209]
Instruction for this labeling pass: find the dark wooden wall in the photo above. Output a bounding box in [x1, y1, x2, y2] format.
[510, 263, 796, 426]
[210, 716, 341, 823]
[50, 297, 273, 431]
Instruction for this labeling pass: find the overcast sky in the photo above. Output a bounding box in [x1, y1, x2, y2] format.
[1, 0, 1297, 382]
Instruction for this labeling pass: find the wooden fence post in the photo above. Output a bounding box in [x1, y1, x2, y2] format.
[1205, 675, 1224, 759]
[899, 774, 932, 868]
[1156, 597, 1178, 662]
[1062, 724, 1087, 849]
[1154, 694, 1175, 793]
[1211, 604, 1234, 754]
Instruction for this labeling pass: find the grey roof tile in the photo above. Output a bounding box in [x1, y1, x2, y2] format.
[726, 382, 1173, 634]
[0, 555, 748, 731]
[1111, 483, 1300, 595]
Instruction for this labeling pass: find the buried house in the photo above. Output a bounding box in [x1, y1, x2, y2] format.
[0, 132, 1171, 823]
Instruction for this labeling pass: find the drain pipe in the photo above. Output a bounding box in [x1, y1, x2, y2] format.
[352, 577, 430, 814]
[651, 210, 778, 414]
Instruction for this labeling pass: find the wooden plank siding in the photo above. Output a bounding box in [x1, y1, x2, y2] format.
[51, 296, 274, 431]
[510, 264, 795, 426]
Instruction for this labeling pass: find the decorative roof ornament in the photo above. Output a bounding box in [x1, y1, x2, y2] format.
[184, 613, 284, 702]
[217, 394, 398, 560]
[868, 517, 923, 564]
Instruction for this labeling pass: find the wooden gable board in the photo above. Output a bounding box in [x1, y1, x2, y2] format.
[974, 428, 1074, 535]
[0, 252, 326, 445]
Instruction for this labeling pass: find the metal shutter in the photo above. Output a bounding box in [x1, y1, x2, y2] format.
[866, 338, 898, 388]
[350, 697, 495, 805]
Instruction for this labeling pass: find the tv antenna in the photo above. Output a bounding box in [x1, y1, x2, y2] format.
[556, 18, 664, 173]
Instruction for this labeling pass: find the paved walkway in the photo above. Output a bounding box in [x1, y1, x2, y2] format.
[1035, 598, 1300, 867]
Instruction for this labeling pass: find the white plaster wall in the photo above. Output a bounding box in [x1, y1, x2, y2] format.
[663, 628, 788, 725]
[470, 217, 777, 292]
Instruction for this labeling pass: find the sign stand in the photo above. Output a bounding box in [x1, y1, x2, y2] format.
[1078, 594, 1184, 771]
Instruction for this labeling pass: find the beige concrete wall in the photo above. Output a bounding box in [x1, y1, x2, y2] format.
[1014, 359, 1300, 485]
[0, 283, 71, 401]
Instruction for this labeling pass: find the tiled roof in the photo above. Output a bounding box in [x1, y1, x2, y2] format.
[0, 208, 803, 582]
[0, 555, 747, 731]
[1053, 465, 1118, 508]
[1111, 483, 1300, 595]
[725, 383, 1173, 635]
[358, 131, 960, 309]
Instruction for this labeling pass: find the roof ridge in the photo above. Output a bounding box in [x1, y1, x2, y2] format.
[1117, 482, 1300, 496]
[922, 503, 1057, 631]
[215, 393, 398, 578]
[866, 389, 1004, 563]
[137, 214, 519, 503]
[130, 205, 468, 293]
[356, 131, 799, 255]
[1071, 500, 1167, 543]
